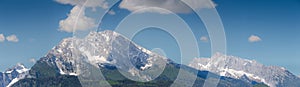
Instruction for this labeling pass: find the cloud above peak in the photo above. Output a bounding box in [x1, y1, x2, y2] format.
[56, 0, 217, 33]
[58, 6, 97, 32]
[55, 0, 108, 8]
[55, 0, 108, 33]
[248, 35, 262, 42]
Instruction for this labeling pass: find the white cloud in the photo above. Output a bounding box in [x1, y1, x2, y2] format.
[248, 35, 262, 42]
[0, 34, 5, 42]
[56, 0, 217, 32]
[29, 58, 36, 63]
[131, 7, 172, 14]
[108, 10, 116, 15]
[119, 0, 216, 14]
[58, 6, 97, 32]
[200, 36, 209, 42]
[55, 0, 108, 33]
[55, 0, 108, 8]
[6, 34, 19, 42]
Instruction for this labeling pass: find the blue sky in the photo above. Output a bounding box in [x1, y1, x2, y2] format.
[0, 0, 300, 75]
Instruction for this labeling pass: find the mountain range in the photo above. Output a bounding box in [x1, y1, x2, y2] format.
[189, 53, 300, 87]
[1, 30, 298, 87]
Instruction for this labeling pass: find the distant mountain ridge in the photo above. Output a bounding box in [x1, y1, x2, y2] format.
[0, 63, 29, 87]
[189, 53, 300, 87]
[2, 30, 269, 87]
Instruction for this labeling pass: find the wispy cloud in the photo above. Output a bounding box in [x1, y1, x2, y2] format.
[108, 10, 116, 15]
[29, 58, 36, 63]
[248, 35, 262, 42]
[6, 34, 19, 42]
[200, 36, 209, 42]
[0, 34, 5, 42]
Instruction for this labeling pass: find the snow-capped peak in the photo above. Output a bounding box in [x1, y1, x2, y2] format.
[189, 53, 300, 87]
[1, 63, 30, 87]
[5, 63, 29, 74]
[44, 30, 168, 80]
[15, 63, 29, 74]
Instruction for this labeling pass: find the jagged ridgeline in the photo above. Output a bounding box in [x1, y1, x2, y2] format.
[11, 30, 267, 87]
[189, 53, 300, 87]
